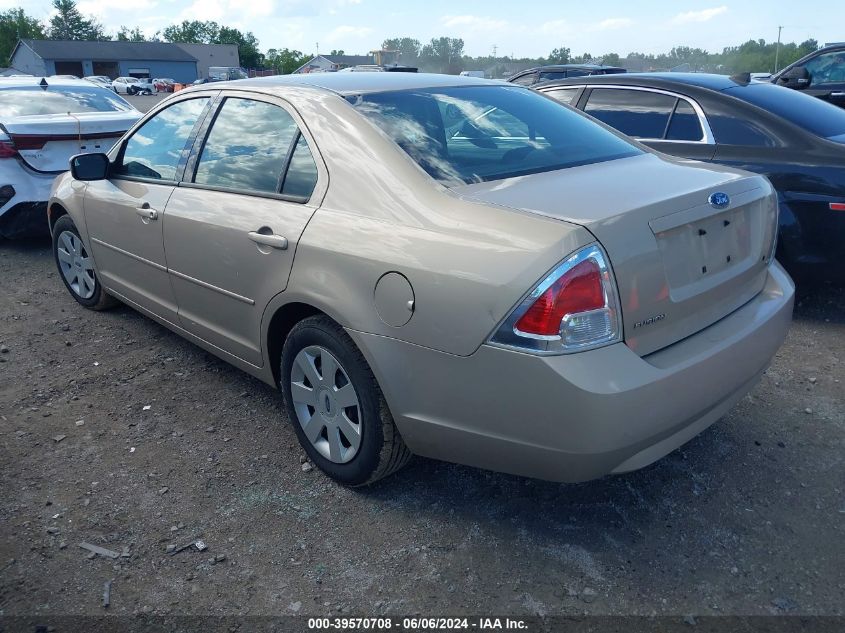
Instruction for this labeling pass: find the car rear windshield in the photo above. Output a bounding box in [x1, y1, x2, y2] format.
[0, 85, 136, 117]
[349, 85, 641, 185]
[724, 82, 845, 139]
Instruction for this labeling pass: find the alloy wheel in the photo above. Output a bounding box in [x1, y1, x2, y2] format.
[56, 230, 96, 299]
[290, 345, 362, 464]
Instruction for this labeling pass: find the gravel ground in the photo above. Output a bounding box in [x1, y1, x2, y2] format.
[0, 237, 843, 619]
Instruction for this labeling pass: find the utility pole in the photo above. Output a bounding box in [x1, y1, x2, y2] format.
[774, 26, 783, 73]
[316, 42, 319, 56]
[492, 44, 497, 59]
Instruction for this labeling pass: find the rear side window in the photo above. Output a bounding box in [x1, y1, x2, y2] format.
[538, 71, 567, 82]
[585, 88, 675, 139]
[116, 97, 209, 181]
[666, 100, 704, 141]
[281, 135, 318, 199]
[0, 85, 136, 116]
[194, 97, 299, 193]
[510, 73, 537, 86]
[543, 88, 581, 106]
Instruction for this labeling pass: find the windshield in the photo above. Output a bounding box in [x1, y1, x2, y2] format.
[0, 85, 136, 117]
[350, 85, 640, 185]
[725, 82, 845, 139]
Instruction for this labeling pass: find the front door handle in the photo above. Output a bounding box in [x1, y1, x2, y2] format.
[248, 231, 288, 250]
[830, 91, 845, 97]
[135, 203, 158, 221]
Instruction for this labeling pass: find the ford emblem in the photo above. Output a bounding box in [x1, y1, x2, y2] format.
[709, 192, 730, 209]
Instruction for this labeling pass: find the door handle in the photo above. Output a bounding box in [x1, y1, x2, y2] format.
[248, 231, 288, 250]
[135, 203, 158, 221]
[831, 91, 845, 97]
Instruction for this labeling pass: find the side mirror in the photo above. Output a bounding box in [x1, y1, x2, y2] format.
[70, 153, 110, 181]
[777, 65, 810, 89]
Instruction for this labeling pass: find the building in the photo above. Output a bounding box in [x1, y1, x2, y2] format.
[8, 39, 208, 83]
[294, 54, 373, 74]
[171, 43, 240, 79]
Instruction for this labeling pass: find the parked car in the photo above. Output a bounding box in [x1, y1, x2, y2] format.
[771, 43, 845, 108]
[535, 73, 845, 278]
[84, 75, 112, 88]
[508, 64, 626, 86]
[152, 78, 175, 92]
[0, 77, 140, 238]
[49, 73, 792, 485]
[191, 78, 210, 85]
[111, 76, 152, 95]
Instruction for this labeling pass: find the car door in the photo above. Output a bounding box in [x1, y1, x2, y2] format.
[801, 50, 845, 108]
[84, 95, 213, 322]
[578, 86, 716, 161]
[162, 93, 325, 366]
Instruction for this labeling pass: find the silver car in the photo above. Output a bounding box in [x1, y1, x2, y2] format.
[48, 73, 794, 485]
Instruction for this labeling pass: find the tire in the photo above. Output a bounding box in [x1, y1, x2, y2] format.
[280, 315, 411, 486]
[52, 216, 117, 311]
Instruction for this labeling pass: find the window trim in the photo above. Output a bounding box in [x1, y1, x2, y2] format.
[184, 92, 321, 205]
[109, 93, 217, 186]
[576, 85, 715, 145]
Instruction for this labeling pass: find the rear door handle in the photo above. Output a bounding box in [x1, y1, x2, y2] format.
[248, 231, 288, 250]
[831, 91, 845, 97]
[135, 203, 158, 221]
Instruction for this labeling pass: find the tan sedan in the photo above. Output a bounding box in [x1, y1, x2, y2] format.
[49, 73, 794, 485]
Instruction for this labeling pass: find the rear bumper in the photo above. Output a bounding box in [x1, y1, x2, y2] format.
[349, 262, 795, 483]
[0, 160, 54, 238]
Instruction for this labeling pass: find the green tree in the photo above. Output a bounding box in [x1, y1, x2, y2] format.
[162, 20, 219, 44]
[1, 8, 45, 63]
[217, 26, 262, 68]
[116, 26, 146, 42]
[48, 0, 106, 41]
[382, 37, 421, 64]
[163, 20, 262, 68]
[547, 47, 570, 64]
[600, 52, 621, 66]
[420, 36, 464, 73]
[265, 47, 310, 74]
[329, 49, 345, 56]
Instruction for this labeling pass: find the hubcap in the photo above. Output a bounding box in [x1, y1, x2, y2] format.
[56, 230, 96, 300]
[290, 346, 362, 464]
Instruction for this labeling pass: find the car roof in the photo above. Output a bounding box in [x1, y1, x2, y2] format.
[518, 64, 625, 74]
[224, 72, 497, 95]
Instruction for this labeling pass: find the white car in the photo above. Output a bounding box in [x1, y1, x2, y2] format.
[0, 77, 141, 238]
[84, 75, 112, 88]
[111, 76, 153, 95]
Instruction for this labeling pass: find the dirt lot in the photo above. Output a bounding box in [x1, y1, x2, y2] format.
[0, 236, 843, 621]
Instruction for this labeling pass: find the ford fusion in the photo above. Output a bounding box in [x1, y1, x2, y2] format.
[48, 73, 794, 485]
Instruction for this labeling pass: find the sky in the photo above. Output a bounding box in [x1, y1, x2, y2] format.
[5, 0, 844, 59]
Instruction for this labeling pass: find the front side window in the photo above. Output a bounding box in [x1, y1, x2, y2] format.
[193, 97, 299, 193]
[584, 88, 676, 139]
[804, 51, 845, 86]
[0, 85, 136, 116]
[116, 97, 209, 181]
[351, 85, 640, 185]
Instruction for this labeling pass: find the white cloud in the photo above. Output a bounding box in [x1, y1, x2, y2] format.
[325, 24, 373, 43]
[539, 19, 572, 36]
[441, 15, 508, 32]
[670, 6, 727, 24]
[596, 17, 633, 30]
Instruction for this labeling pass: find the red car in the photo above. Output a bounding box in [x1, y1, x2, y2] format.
[152, 78, 175, 93]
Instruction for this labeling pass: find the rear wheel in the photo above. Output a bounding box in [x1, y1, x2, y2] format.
[280, 315, 411, 486]
[52, 216, 117, 311]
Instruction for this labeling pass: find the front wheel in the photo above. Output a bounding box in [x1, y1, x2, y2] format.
[280, 316, 411, 486]
[53, 216, 117, 311]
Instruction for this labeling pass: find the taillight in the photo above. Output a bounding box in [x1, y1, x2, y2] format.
[0, 132, 18, 159]
[830, 203, 845, 211]
[490, 244, 622, 354]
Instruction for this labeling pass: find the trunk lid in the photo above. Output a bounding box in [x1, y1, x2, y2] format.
[2, 111, 139, 173]
[453, 153, 778, 356]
